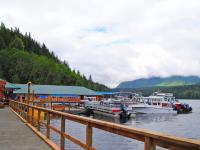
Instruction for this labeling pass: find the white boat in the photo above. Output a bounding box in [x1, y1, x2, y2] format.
[84, 99, 132, 118]
[129, 92, 177, 114]
[129, 104, 177, 114]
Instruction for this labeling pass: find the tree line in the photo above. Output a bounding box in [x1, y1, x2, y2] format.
[115, 84, 200, 99]
[0, 23, 108, 91]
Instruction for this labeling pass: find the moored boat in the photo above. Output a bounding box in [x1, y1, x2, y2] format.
[83, 92, 192, 117]
[84, 99, 132, 118]
[129, 93, 177, 114]
[129, 92, 192, 114]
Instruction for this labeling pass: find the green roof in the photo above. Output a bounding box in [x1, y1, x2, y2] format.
[13, 84, 100, 96]
[5, 82, 21, 89]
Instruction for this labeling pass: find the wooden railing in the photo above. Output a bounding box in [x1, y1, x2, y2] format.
[9, 100, 200, 150]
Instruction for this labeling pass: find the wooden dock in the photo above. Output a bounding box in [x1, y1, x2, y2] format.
[9, 100, 200, 150]
[0, 107, 51, 150]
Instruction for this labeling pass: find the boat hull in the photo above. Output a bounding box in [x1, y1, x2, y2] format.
[129, 105, 177, 114]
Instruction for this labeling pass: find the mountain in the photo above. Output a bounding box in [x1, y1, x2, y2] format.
[116, 76, 200, 89]
[0, 23, 108, 91]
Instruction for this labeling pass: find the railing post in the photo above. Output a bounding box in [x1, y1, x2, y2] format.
[15, 102, 17, 112]
[31, 107, 34, 126]
[27, 105, 30, 123]
[37, 109, 41, 131]
[18, 103, 20, 114]
[21, 104, 24, 117]
[46, 112, 50, 139]
[19, 103, 21, 114]
[17, 103, 19, 114]
[60, 115, 65, 150]
[144, 137, 156, 150]
[86, 122, 93, 150]
[19, 103, 22, 116]
[15, 102, 16, 111]
[16, 103, 19, 113]
[16, 103, 18, 113]
[23, 105, 26, 119]
[14, 102, 16, 111]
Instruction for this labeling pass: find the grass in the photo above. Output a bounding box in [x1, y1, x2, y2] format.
[156, 81, 192, 87]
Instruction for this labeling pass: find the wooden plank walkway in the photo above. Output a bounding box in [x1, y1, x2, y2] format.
[0, 107, 51, 150]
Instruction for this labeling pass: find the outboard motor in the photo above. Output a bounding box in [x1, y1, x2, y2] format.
[119, 104, 131, 119]
[183, 103, 192, 112]
[175, 102, 192, 114]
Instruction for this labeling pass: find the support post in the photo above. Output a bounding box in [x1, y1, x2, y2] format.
[46, 112, 50, 138]
[86, 123, 93, 150]
[20, 104, 22, 117]
[144, 137, 156, 150]
[22, 104, 25, 119]
[17, 103, 19, 113]
[20, 104, 22, 116]
[60, 115, 65, 150]
[37, 109, 41, 131]
[32, 107, 34, 126]
[23, 105, 26, 119]
[27, 105, 30, 123]
[18, 103, 21, 115]
[27, 81, 32, 105]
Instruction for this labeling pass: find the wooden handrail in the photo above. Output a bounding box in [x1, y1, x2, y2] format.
[9, 100, 200, 150]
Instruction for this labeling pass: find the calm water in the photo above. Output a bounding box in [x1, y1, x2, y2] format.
[43, 100, 200, 150]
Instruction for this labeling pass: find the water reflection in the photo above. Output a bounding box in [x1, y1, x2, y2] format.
[90, 113, 177, 125]
[90, 114, 128, 123]
[134, 114, 176, 123]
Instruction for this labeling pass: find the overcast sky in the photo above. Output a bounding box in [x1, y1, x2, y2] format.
[0, 0, 200, 87]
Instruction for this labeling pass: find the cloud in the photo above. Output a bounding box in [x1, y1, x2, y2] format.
[1, 0, 200, 88]
[87, 26, 111, 33]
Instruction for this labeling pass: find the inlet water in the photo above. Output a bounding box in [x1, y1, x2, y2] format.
[43, 100, 200, 150]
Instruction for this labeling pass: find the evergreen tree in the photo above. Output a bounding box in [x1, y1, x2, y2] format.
[0, 36, 6, 49]
[11, 74, 20, 83]
[9, 37, 25, 50]
[89, 75, 93, 81]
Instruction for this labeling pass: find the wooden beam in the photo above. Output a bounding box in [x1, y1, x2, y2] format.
[63, 132, 87, 149]
[27, 105, 30, 123]
[46, 112, 50, 139]
[168, 144, 191, 150]
[31, 107, 34, 126]
[37, 110, 41, 131]
[144, 137, 155, 150]
[48, 125, 61, 134]
[86, 123, 93, 150]
[90, 121, 144, 142]
[60, 115, 65, 150]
